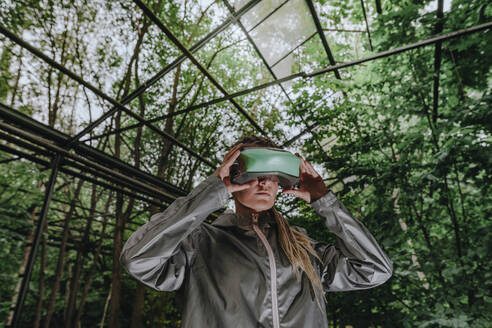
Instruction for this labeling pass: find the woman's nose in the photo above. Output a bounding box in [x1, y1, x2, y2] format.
[257, 177, 271, 187]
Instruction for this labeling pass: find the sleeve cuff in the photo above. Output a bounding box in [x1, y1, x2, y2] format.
[310, 190, 338, 211]
[203, 175, 230, 205]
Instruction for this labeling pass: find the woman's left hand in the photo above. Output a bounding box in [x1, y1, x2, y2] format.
[282, 153, 329, 203]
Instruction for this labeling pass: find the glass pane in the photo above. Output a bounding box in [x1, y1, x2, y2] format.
[271, 53, 296, 90]
[270, 33, 322, 90]
[317, 0, 370, 62]
[271, 53, 295, 79]
[248, 0, 316, 66]
[235, 0, 287, 31]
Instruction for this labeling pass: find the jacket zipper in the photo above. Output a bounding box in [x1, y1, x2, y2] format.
[252, 213, 280, 328]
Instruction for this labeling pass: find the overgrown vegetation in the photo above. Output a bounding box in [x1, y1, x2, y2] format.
[0, 0, 490, 327]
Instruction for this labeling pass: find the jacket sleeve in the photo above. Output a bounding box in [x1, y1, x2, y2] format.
[309, 190, 393, 292]
[120, 175, 229, 291]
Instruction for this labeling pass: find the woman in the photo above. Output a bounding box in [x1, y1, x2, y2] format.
[120, 135, 393, 328]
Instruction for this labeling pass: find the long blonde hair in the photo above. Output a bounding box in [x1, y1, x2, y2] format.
[231, 135, 327, 311]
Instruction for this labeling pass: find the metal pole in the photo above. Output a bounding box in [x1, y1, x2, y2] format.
[0, 142, 170, 208]
[281, 122, 318, 147]
[223, 0, 284, 80]
[0, 132, 221, 218]
[10, 154, 61, 328]
[432, 0, 444, 124]
[222, 0, 303, 150]
[91, 1, 332, 155]
[246, 0, 290, 33]
[271, 32, 317, 68]
[375, 0, 382, 14]
[222, 0, 331, 161]
[360, 0, 374, 51]
[305, 0, 341, 79]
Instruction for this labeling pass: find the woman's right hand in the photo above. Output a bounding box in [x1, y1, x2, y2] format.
[213, 144, 255, 194]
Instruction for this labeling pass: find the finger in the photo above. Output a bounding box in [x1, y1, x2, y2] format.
[299, 158, 308, 175]
[224, 149, 241, 167]
[282, 186, 308, 193]
[282, 189, 310, 202]
[223, 144, 242, 161]
[299, 158, 317, 177]
[225, 143, 242, 156]
[230, 180, 255, 193]
[221, 149, 242, 171]
[304, 161, 319, 177]
[295, 153, 303, 172]
[232, 184, 252, 192]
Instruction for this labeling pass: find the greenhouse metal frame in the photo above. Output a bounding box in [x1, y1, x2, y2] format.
[0, 0, 490, 326]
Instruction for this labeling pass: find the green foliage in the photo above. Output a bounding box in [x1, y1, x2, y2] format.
[0, 0, 490, 327]
[286, 0, 491, 326]
[0, 47, 13, 102]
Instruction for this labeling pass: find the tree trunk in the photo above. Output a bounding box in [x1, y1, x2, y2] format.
[73, 192, 113, 326]
[149, 63, 181, 216]
[127, 41, 148, 328]
[156, 64, 182, 175]
[183, 120, 218, 191]
[63, 250, 72, 322]
[65, 185, 99, 326]
[108, 3, 159, 322]
[130, 283, 146, 328]
[5, 205, 38, 326]
[10, 47, 23, 107]
[44, 180, 84, 328]
[109, 192, 124, 328]
[33, 222, 47, 328]
[48, 15, 69, 128]
[393, 188, 429, 289]
[100, 284, 112, 328]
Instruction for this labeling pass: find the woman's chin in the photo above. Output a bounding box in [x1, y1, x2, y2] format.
[235, 194, 277, 212]
[248, 201, 274, 212]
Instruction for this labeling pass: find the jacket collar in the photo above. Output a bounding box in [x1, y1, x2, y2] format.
[212, 209, 276, 231]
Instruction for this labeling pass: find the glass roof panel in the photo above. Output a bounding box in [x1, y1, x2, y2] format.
[293, 33, 327, 72]
[271, 53, 295, 90]
[316, 0, 369, 63]
[234, 0, 287, 32]
[270, 32, 325, 92]
[271, 53, 295, 79]
[248, 0, 317, 67]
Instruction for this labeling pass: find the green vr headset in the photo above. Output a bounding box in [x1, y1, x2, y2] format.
[229, 147, 301, 189]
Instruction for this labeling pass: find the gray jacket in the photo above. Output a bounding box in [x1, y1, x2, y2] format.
[120, 175, 393, 328]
